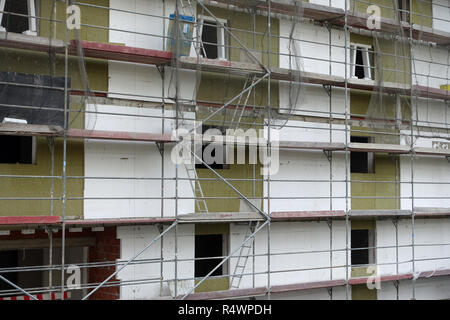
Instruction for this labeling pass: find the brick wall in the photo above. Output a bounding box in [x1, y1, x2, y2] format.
[0, 226, 121, 300]
[88, 227, 120, 300]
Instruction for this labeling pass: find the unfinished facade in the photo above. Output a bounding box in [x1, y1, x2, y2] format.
[0, 0, 449, 300]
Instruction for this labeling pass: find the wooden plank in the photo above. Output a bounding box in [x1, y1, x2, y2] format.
[344, 11, 405, 34]
[67, 129, 175, 143]
[271, 210, 346, 219]
[348, 142, 410, 154]
[350, 210, 411, 217]
[65, 217, 176, 226]
[417, 269, 450, 278]
[0, 216, 61, 226]
[71, 40, 172, 65]
[411, 25, 450, 45]
[0, 31, 65, 53]
[346, 78, 411, 94]
[414, 207, 450, 217]
[182, 287, 266, 300]
[179, 56, 265, 76]
[413, 85, 450, 101]
[278, 141, 346, 151]
[271, 68, 345, 86]
[271, 279, 346, 293]
[414, 147, 450, 157]
[0, 123, 63, 137]
[349, 273, 413, 285]
[178, 212, 263, 223]
[0, 237, 96, 250]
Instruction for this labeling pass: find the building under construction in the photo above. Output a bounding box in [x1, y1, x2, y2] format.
[0, 0, 449, 300]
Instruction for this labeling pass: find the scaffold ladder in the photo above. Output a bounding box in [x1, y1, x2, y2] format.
[185, 161, 208, 213]
[229, 75, 257, 130]
[230, 220, 260, 289]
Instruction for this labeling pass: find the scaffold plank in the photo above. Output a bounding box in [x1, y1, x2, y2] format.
[0, 123, 63, 137]
[410, 25, 450, 45]
[70, 40, 172, 65]
[271, 210, 346, 220]
[0, 216, 61, 226]
[178, 212, 263, 223]
[348, 273, 413, 285]
[67, 129, 175, 143]
[414, 147, 450, 157]
[278, 141, 346, 151]
[349, 210, 412, 217]
[414, 207, 450, 217]
[349, 142, 410, 154]
[413, 85, 450, 101]
[65, 217, 176, 227]
[0, 31, 65, 53]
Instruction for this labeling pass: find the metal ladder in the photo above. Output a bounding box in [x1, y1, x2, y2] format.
[229, 220, 260, 289]
[184, 161, 208, 214]
[229, 75, 257, 130]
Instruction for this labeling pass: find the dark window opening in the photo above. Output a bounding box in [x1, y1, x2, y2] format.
[351, 229, 369, 266]
[0, 249, 43, 292]
[0, 135, 34, 164]
[398, 0, 410, 22]
[355, 48, 365, 79]
[195, 234, 223, 277]
[195, 125, 227, 169]
[350, 136, 374, 174]
[0, 251, 19, 291]
[1, 0, 29, 34]
[201, 21, 218, 59]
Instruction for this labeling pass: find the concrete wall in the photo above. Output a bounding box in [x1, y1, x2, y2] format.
[84, 104, 195, 219]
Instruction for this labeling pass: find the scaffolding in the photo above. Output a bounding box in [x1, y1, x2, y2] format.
[0, 0, 449, 300]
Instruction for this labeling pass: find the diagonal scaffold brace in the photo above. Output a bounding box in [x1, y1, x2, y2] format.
[81, 221, 178, 300]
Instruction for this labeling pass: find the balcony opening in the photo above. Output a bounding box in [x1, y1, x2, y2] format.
[350, 136, 375, 174]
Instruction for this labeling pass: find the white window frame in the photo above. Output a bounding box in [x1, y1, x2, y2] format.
[0, 0, 37, 36]
[197, 15, 227, 60]
[350, 43, 373, 80]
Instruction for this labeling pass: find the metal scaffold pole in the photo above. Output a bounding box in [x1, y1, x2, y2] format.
[61, 0, 70, 300]
[344, 0, 350, 301]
